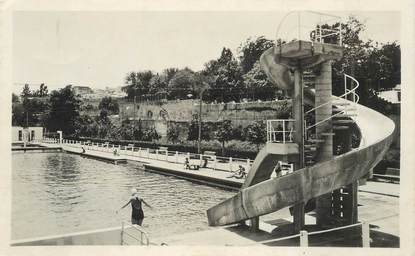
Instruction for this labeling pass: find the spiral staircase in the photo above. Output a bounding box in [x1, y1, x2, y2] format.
[206, 13, 395, 230]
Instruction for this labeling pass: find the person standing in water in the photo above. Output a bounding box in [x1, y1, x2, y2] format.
[117, 188, 153, 226]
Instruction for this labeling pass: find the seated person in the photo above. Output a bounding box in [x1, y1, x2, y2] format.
[81, 147, 86, 154]
[273, 161, 283, 178]
[227, 165, 246, 179]
[201, 158, 208, 168]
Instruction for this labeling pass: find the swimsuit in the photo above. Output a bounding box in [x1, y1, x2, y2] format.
[131, 197, 144, 225]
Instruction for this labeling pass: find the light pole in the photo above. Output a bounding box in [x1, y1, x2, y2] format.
[132, 87, 137, 140]
[188, 83, 208, 154]
[198, 90, 203, 154]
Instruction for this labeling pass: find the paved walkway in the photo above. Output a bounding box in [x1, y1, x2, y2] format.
[155, 189, 399, 247]
[359, 181, 399, 197]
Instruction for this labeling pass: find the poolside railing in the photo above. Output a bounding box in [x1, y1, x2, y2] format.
[246, 221, 371, 247]
[121, 221, 150, 246]
[266, 119, 295, 143]
[42, 138, 253, 174]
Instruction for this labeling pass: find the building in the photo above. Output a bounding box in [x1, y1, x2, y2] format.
[73, 86, 94, 96]
[12, 126, 43, 143]
[378, 84, 401, 104]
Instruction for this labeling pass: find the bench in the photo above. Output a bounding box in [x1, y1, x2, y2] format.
[126, 143, 135, 150]
[203, 151, 216, 160]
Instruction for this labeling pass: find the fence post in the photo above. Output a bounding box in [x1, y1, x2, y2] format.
[138, 147, 141, 157]
[166, 150, 169, 161]
[147, 148, 150, 158]
[187, 152, 190, 161]
[246, 159, 251, 169]
[229, 157, 233, 172]
[213, 156, 217, 170]
[131, 146, 134, 156]
[283, 120, 286, 143]
[362, 221, 370, 247]
[175, 151, 178, 163]
[300, 230, 308, 247]
[156, 150, 159, 160]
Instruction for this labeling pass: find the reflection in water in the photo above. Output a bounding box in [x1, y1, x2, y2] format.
[12, 152, 235, 240]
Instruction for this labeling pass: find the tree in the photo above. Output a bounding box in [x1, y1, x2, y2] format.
[122, 71, 138, 99]
[20, 84, 32, 99]
[143, 127, 160, 142]
[168, 68, 198, 100]
[22, 97, 49, 127]
[149, 73, 167, 95]
[245, 121, 267, 151]
[238, 36, 274, 73]
[202, 48, 244, 102]
[35, 83, 48, 97]
[315, 16, 400, 106]
[243, 60, 278, 101]
[167, 123, 180, 144]
[365, 42, 400, 90]
[12, 103, 24, 126]
[163, 68, 179, 82]
[74, 114, 97, 137]
[215, 120, 234, 155]
[46, 85, 81, 135]
[12, 93, 19, 103]
[122, 71, 154, 99]
[98, 97, 119, 115]
[187, 117, 211, 142]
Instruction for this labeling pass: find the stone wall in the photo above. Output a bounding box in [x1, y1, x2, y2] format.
[83, 98, 291, 140]
[119, 99, 291, 126]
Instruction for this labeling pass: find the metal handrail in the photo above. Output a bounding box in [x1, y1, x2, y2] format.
[307, 222, 362, 236]
[266, 119, 295, 143]
[305, 73, 359, 132]
[275, 11, 343, 47]
[121, 221, 150, 246]
[246, 220, 370, 247]
[305, 74, 359, 115]
[57, 139, 253, 173]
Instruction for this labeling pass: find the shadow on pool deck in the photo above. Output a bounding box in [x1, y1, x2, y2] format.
[222, 222, 399, 247]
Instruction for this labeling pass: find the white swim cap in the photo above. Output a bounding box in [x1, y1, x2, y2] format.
[131, 188, 137, 195]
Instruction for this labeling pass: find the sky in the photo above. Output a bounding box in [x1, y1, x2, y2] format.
[12, 11, 400, 93]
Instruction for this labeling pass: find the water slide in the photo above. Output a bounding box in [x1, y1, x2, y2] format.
[206, 44, 395, 226]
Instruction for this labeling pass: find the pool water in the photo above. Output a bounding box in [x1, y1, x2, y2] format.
[12, 152, 235, 240]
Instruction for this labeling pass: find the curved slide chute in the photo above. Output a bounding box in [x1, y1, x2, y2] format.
[207, 45, 395, 226]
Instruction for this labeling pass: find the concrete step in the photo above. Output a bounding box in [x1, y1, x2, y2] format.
[333, 126, 350, 130]
[333, 119, 355, 125]
[332, 102, 351, 106]
[332, 113, 358, 118]
[307, 139, 325, 143]
[321, 132, 336, 136]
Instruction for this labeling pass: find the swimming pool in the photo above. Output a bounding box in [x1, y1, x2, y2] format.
[12, 152, 235, 240]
